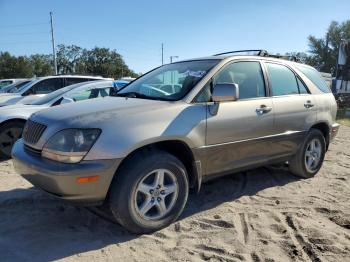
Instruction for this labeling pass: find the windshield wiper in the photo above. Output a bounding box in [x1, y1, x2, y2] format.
[114, 92, 149, 99]
[113, 91, 174, 101]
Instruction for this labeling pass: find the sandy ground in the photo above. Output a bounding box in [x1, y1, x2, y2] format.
[0, 127, 349, 262]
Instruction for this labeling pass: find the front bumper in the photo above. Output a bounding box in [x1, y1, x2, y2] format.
[12, 139, 122, 205]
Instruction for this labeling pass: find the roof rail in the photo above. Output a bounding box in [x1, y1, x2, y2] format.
[213, 49, 268, 56]
[213, 49, 300, 62]
[266, 54, 300, 62]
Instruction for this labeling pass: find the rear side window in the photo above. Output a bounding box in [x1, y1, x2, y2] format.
[296, 65, 330, 93]
[68, 87, 111, 101]
[65, 78, 90, 87]
[214, 61, 266, 99]
[266, 63, 299, 96]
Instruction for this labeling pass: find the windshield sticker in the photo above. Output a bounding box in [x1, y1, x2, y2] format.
[183, 70, 206, 78]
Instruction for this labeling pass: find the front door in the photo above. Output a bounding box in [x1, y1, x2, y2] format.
[205, 61, 276, 176]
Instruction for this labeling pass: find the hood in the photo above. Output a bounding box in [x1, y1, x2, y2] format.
[0, 94, 22, 107]
[0, 94, 45, 107]
[31, 96, 177, 127]
[0, 104, 47, 122]
[0, 93, 19, 97]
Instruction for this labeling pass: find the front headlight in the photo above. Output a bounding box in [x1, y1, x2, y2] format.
[42, 129, 101, 163]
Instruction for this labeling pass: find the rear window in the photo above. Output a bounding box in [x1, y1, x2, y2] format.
[296, 65, 330, 93]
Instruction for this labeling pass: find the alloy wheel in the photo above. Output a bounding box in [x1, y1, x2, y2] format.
[304, 138, 322, 172]
[134, 168, 179, 221]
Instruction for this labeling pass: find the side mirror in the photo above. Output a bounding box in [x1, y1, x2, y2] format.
[212, 83, 239, 102]
[61, 97, 74, 104]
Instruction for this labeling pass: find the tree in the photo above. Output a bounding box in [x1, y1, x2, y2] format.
[0, 52, 32, 78]
[30, 54, 54, 77]
[0, 45, 138, 79]
[308, 20, 350, 74]
[78, 47, 137, 78]
[56, 44, 84, 74]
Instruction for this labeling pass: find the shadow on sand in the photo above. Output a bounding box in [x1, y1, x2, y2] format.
[0, 166, 299, 261]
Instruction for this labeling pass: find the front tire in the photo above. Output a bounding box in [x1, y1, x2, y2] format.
[108, 150, 189, 234]
[289, 128, 326, 178]
[0, 121, 25, 158]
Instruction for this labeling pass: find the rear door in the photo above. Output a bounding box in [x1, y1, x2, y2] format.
[264, 62, 317, 157]
[205, 60, 276, 176]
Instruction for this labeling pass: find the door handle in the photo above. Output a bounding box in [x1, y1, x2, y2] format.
[304, 100, 314, 108]
[256, 105, 272, 115]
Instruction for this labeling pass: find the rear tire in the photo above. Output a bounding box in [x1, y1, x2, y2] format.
[108, 150, 189, 234]
[289, 128, 326, 178]
[0, 121, 25, 158]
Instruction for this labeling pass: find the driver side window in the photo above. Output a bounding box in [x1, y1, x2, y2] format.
[214, 61, 266, 99]
[194, 61, 266, 102]
[30, 78, 63, 95]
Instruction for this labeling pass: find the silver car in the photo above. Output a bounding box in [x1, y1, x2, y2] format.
[0, 75, 109, 107]
[0, 80, 114, 157]
[12, 51, 340, 233]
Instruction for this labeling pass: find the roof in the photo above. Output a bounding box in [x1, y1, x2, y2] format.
[34, 75, 112, 80]
[176, 49, 309, 68]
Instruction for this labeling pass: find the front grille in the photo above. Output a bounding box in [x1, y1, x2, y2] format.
[23, 119, 47, 144]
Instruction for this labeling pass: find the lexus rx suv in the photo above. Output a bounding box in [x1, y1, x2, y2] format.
[12, 50, 339, 233]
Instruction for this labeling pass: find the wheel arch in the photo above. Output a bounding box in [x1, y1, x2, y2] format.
[310, 121, 330, 149]
[0, 118, 27, 127]
[111, 139, 201, 193]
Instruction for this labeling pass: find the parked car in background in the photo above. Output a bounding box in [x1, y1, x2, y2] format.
[0, 80, 113, 157]
[112, 77, 135, 92]
[12, 50, 339, 233]
[0, 79, 28, 89]
[0, 79, 31, 94]
[113, 79, 131, 90]
[0, 75, 110, 107]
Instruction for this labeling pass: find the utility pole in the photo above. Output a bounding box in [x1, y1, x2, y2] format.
[161, 43, 164, 65]
[324, 32, 329, 72]
[50, 12, 58, 75]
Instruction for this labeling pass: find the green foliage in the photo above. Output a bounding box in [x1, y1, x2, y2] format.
[0, 45, 138, 79]
[30, 54, 54, 76]
[0, 52, 33, 78]
[307, 20, 350, 74]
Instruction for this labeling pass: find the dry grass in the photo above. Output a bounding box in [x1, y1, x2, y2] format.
[337, 109, 350, 126]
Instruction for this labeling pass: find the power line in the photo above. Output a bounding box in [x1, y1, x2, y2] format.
[0, 40, 50, 45]
[0, 22, 49, 28]
[0, 31, 50, 36]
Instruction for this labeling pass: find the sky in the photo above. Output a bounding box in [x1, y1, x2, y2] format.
[0, 0, 349, 74]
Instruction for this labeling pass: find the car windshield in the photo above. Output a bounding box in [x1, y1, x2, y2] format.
[7, 80, 33, 93]
[116, 60, 219, 101]
[4, 80, 30, 93]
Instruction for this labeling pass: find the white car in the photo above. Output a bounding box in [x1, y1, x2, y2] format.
[0, 79, 28, 90]
[0, 75, 109, 107]
[0, 80, 114, 157]
[0, 80, 31, 94]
